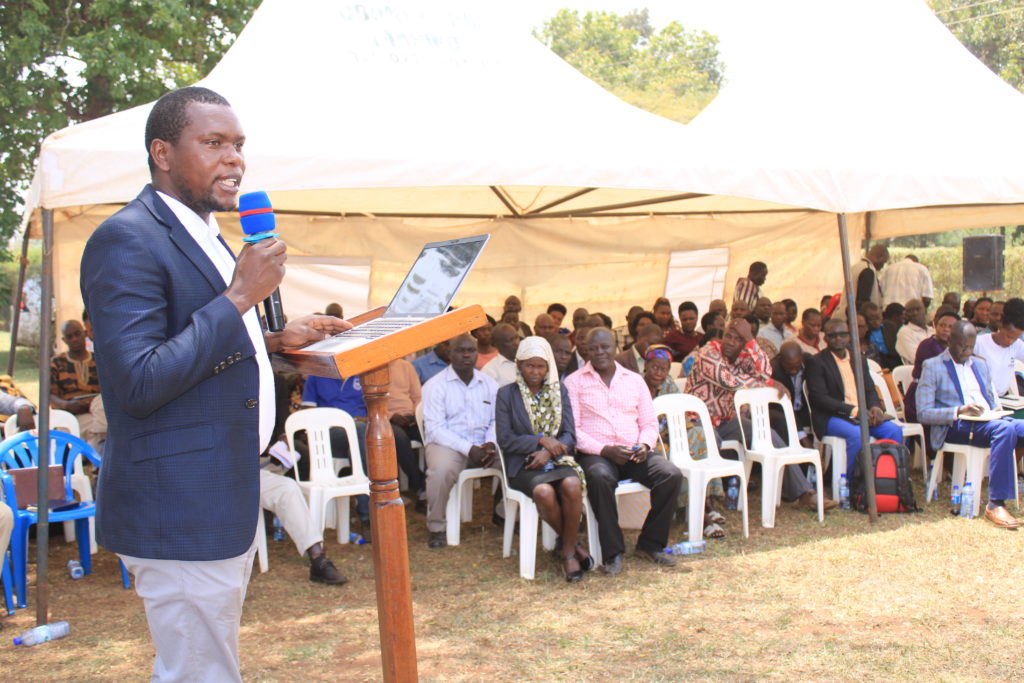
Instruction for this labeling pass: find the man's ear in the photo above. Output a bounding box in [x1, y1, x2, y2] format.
[150, 138, 172, 173]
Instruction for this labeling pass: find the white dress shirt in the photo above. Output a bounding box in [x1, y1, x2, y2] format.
[881, 257, 934, 308]
[481, 353, 517, 388]
[157, 191, 275, 452]
[421, 365, 498, 455]
[896, 323, 932, 365]
[758, 324, 792, 350]
[953, 357, 989, 406]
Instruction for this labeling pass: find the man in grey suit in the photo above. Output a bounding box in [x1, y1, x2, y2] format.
[81, 87, 348, 681]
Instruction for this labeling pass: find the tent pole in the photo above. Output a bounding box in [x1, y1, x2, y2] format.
[837, 213, 878, 522]
[36, 208, 54, 624]
[7, 224, 31, 376]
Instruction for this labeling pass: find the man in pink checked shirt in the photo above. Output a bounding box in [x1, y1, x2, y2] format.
[565, 327, 684, 576]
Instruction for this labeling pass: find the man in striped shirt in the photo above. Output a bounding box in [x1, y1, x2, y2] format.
[565, 327, 683, 575]
[733, 261, 768, 311]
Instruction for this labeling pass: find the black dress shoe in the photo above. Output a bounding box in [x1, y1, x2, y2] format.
[309, 556, 348, 585]
[637, 548, 680, 567]
[602, 553, 624, 575]
[428, 531, 447, 549]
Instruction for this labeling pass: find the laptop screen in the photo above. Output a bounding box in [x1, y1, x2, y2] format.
[384, 234, 490, 318]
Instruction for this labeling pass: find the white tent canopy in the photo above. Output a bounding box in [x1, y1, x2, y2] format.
[24, 0, 1024, 333]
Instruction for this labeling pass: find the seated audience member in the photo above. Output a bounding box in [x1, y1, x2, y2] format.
[708, 299, 728, 318]
[388, 357, 426, 509]
[653, 297, 677, 334]
[568, 307, 590, 346]
[0, 374, 36, 431]
[733, 261, 767, 311]
[413, 340, 450, 385]
[903, 307, 959, 423]
[50, 319, 105, 449]
[941, 292, 962, 315]
[754, 297, 772, 328]
[421, 334, 499, 548]
[963, 298, 977, 322]
[472, 315, 499, 369]
[989, 300, 1005, 334]
[547, 333, 575, 380]
[679, 311, 725, 378]
[971, 296, 994, 336]
[615, 322, 664, 374]
[259, 463, 347, 585]
[861, 302, 900, 369]
[595, 312, 614, 330]
[495, 336, 591, 582]
[82, 308, 94, 352]
[500, 309, 530, 337]
[896, 298, 932, 365]
[687, 318, 831, 510]
[503, 295, 532, 337]
[547, 302, 569, 332]
[745, 314, 778, 361]
[974, 297, 1024, 398]
[805, 320, 903, 476]
[302, 372, 371, 538]
[564, 314, 601, 376]
[533, 313, 559, 338]
[917, 321, 1023, 529]
[621, 308, 654, 352]
[771, 341, 812, 444]
[794, 308, 826, 355]
[730, 299, 751, 321]
[565, 328, 683, 573]
[482, 323, 520, 387]
[758, 301, 793, 351]
[664, 301, 701, 361]
[782, 299, 799, 334]
[615, 305, 644, 351]
[855, 314, 883, 368]
[642, 344, 679, 400]
[324, 302, 344, 318]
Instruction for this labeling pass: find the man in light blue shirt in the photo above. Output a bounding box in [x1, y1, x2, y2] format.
[413, 340, 450, 385]
[757, 301, 793, 350]
[421, 333, 498, 548]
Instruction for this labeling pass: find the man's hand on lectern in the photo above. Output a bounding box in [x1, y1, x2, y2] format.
[267, 314, 353, 352]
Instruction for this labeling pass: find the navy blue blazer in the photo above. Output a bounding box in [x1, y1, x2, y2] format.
[916, 350, 996, 451]
[495, 382, 575, 479]
[80, 185, 262, 561]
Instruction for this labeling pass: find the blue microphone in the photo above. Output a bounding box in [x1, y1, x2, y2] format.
[239, 191, 285, 332]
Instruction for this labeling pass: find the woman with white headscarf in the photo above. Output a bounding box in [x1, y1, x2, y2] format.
[495, 336, 591, 582]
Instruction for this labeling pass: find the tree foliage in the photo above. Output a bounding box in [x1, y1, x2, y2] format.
[536, 9, 724, 123]
[931, 0, 1024, 90]
[0, 0, 260, 246]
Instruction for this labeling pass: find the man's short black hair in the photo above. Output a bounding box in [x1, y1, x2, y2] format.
[145, 86, 231, 172]
[700, 311, 719, 331]
[1002, 298, 1024, 330]
[883, 303, 905, 320]
[801, 307, 821, 322]
[678, 301, 698, 316]
[749, 261, 767, 274]
[859, 301, 880, 315]
[976, 296, 994, 306]
[782, 298, 797, 310]
[744, 313, 760, 335]
[546, 303, 567, 316]
[596, 312, 613, 328]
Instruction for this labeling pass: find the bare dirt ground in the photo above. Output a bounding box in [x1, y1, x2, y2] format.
[3, 478, 1024, 681]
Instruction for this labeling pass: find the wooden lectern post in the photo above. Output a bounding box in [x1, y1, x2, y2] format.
[278, 305, 487, 682]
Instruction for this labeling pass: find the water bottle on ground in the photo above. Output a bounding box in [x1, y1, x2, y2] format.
[950, 485, 961, 516]
[13, 621, 70, 647]
[726, 477, 739, 510]
[665, 540, 706, 555]
[272, 516, 286, 542]
[67, 559, 84, 580]
[839, 474, 850, 510]
[349, 532, 366, 545]
[960, 482, 975, 519]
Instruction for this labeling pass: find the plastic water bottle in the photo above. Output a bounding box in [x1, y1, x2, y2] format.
[665, 540, 706, 555]
[960, 482, 975, 519]
[950, 485, 961, 516]
[839, 474, 850, 510]
[13, 621, 70, 646]
[726, 477, 739, 511]
[67, 559, 84, 580]
[272, 516, 286, 542]
[349, 532, 366, 545]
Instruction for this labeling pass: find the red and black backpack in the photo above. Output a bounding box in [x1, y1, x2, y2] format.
[850, 439, 919, 513]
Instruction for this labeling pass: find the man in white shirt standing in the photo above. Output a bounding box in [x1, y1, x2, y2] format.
[974, 298, 1024, 398]
[896, 298, 932, 365]
[481, 323, 520, 388]
[421, 333, 499, 548]
[881, 254, 934, 311]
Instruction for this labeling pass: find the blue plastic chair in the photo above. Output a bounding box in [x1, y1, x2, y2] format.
[2, 541, 14, 615]
[0, 431, 102, 608]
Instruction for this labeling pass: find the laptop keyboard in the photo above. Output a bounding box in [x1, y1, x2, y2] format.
[333, 317, 421, 339]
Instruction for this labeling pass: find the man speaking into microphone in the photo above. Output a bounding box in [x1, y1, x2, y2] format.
[80, 86, 349, 682]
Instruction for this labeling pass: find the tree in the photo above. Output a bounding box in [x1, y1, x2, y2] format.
[535, 9, 724, 123]
[0, 0, 261, 248]
[930, 0, 1024, 90]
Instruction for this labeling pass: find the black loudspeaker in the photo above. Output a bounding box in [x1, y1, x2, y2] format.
[963, 235, 1004, 292]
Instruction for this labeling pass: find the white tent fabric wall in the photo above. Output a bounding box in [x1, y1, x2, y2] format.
[278, 257, 371, 321]
[664, 248, 729, 317]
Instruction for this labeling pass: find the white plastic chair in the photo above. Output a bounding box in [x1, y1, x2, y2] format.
[869, 370, 926, 471]
[285, 408, 370, 544]
[735, 387, 824, 527]
[254, 511, 269, 573]
[495, 445, 598, 579]
[927, 442, 1019, 516]
[654, 393, 748, 542]
[891, 365, 914, 403]
[5, 409, 96, 552]
[415, 403, 501, 546]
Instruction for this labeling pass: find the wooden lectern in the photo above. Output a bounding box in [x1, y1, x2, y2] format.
[278, 304, 487, 682]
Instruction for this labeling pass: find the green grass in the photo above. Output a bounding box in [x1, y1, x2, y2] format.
[0, 329, 42, 403]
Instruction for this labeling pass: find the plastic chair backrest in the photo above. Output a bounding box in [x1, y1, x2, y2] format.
[735, 387, 799, 451]
[652, 393, 723, 468]
[414, 403, 425, 444]
[495, 444, 512, 491]
[868, 370, 897, 415]
[4, 409, 79, 440]
[0, 431, 101, 504]
[891, 365, 914, 398]
[284, 408, 365, 485]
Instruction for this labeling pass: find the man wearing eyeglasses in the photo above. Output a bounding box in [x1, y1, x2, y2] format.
[806, 320, 903, 476]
